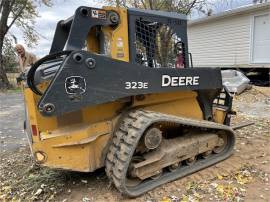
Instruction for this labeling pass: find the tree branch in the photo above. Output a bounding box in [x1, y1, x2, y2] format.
[0, 1, 3, 13]
[140, 0, 147, 9]
[7, 0, 27, 32]
[148, 0, 153, 10]
[186, 0, 197, 14]
[9, 0, 16, 8]
[157, 0, 167, 10]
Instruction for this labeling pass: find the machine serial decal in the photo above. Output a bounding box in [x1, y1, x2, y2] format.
[65, 76, 86, 95]
[125, 82, 149, 89]
[162, 75, 200, 87]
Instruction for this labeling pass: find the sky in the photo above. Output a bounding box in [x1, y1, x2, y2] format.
[9, 0, 255, 57]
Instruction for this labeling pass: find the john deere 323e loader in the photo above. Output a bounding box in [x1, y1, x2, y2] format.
[21, 6, 238, 197]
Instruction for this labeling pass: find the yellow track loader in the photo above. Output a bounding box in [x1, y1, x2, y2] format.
[21, 6, 237, 197]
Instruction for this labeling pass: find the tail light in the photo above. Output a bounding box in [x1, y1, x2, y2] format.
[31, 125, 39, 136]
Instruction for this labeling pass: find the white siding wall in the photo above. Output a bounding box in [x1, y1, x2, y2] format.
[188, 13, 252, 67]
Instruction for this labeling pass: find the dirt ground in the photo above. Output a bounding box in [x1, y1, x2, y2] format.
[0, 86, 269, 202]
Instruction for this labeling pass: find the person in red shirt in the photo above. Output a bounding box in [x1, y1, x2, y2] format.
[175, 42, 185, 68]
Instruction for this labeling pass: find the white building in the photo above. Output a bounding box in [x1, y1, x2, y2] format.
[188, 2, 270, 68]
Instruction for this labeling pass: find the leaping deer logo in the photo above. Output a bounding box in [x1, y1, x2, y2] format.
[65, 76, 86, 95]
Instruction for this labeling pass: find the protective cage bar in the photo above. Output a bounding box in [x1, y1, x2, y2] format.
[49, 6, 118, 54]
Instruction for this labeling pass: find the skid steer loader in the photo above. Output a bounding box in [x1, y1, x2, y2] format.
[21, 6, 237, 197]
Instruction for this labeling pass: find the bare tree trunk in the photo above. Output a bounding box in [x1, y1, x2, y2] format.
[0, 40, 10, 89]
[0, 0, 12, 89]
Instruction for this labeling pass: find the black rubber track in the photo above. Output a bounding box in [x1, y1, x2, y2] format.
[105, 110, 235, 197]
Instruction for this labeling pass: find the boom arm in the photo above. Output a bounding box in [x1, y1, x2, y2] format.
[38, 50, 222, 117]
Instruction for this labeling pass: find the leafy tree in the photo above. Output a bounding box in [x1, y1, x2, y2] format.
[2, 36, 18, 73]
[105, 0, 211, 15]
[0, 0, 51, 89]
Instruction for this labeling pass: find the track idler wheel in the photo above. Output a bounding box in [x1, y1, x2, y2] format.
[213, 133, 228, 154]
[144, 127, 162, 150]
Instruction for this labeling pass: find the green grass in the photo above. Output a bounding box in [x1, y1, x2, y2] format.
[0, 86, 22, 93]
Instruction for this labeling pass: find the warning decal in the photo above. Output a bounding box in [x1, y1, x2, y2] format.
[91, 9, 106, 20]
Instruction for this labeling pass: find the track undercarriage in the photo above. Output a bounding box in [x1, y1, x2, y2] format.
[106, 110, 235, 197]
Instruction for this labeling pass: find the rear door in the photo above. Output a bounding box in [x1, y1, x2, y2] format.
[252, 13, 270, 63]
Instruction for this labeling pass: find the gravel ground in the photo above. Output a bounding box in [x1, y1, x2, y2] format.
[0, 86, 269, 202]
[0, 92, 27, 153]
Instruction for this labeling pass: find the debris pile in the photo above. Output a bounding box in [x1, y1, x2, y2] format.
[221, 70, 250, 94]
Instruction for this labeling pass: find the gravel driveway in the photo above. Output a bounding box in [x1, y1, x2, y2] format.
[0, 92, 27, 153]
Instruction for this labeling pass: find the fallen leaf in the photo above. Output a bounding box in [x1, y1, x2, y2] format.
[34, 188, 42, 196]
[217, 174, 223, 180]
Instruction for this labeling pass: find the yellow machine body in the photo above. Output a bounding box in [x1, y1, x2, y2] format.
[25, 84, 222, 171]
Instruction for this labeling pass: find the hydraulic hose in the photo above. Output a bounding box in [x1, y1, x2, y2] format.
[27, 50, 72, 96]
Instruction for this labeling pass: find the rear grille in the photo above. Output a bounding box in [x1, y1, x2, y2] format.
[213, 87, 232, 109]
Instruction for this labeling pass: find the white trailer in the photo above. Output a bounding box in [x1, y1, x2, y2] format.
[188, 2, 270, 70]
